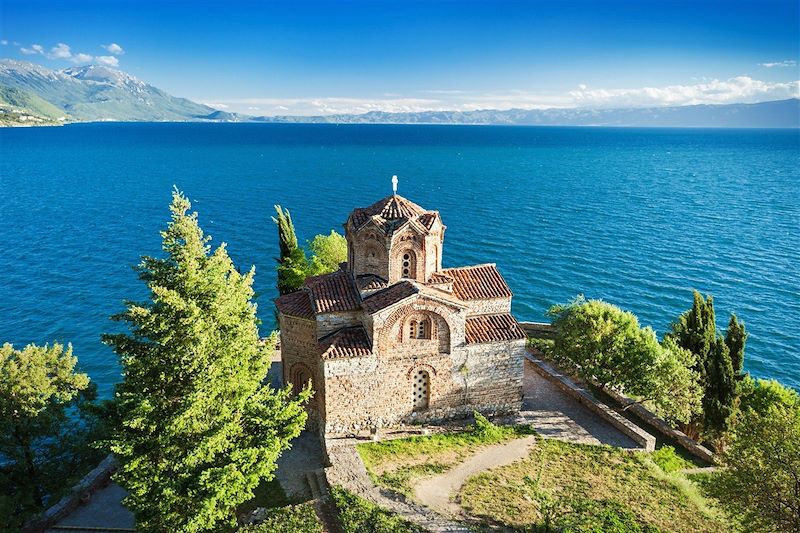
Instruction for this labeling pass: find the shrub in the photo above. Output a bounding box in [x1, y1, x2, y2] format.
[650, 446, 694, 473]
[239, 503, 322, 533]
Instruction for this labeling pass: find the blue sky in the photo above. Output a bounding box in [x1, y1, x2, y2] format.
[1, 0, 798, 115]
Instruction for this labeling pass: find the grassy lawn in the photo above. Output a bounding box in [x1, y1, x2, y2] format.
[357, 415, 535, 496]
[459, 438, 742, 533]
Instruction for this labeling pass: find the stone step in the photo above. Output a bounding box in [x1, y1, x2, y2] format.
[306, 468, 329, 500]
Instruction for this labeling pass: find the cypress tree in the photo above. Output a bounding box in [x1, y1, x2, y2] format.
[105, 191, 309, 533]
[725, 313, 747, 376]
[272, 205, 308, 294]
[703, 337, 736, 438]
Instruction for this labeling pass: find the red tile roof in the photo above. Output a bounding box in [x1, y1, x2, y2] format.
[443, 264, 513, 300]
[305, 271, 361, 314]
[319, 327, 372, 359]
[465, 314, 526, 344]
[356, 274, 389, 291]
[348, 194, 441, 235]
[274, 290, 314, 320]
[428, 272, 454, 284]
[361, 281, 419, 314]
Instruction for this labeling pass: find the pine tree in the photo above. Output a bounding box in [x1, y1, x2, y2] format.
[272, 205, 308, 294]
[104, 190, 309, 533]
[725, 313, 747, 376]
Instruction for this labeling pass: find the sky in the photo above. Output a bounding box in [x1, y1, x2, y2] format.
[1, 0, 799, 115]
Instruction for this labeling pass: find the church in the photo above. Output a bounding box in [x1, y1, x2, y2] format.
[275, 180, 526, 436]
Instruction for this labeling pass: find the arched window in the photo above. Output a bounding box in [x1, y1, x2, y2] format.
[412, 369, 430, 410]
[417, 318, 430, 339]
[401, 250, 416, 279]
[409, 320, 417, 339]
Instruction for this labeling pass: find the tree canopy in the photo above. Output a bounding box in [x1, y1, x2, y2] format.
[547, 297, 702, 424]
[105, 190, 309, 533]
[717, 402, 800, 532]
[0, 342, 91, 526]
[307, 230, 347, 277]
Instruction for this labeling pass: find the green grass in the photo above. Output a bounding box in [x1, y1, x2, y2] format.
[331, 486, 425, 533]
[239, 502, 322, 533]
[357, 415, 534, 496]
[650, 445, 699, 473]
[459, 438, 742, 533]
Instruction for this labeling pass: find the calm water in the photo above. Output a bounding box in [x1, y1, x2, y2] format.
[1, 123, 798, 397]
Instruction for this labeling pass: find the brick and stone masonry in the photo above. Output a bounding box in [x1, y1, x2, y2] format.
[276, 188, 527, 436]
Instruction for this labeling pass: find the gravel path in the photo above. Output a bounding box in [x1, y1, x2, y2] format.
[413, 435, 538, 517]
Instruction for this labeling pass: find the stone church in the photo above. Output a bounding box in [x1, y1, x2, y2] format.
[275, 184, 526, 436]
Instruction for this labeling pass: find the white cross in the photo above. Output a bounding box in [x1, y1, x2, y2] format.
[392, 175, 398, 194]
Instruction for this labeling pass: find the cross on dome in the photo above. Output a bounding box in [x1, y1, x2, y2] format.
[392, 175, 398, 194]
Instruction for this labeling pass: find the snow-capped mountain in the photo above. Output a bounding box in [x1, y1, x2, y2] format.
[0, 59, 217, 121]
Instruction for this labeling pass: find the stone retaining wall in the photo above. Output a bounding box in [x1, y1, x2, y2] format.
[601, 387, 716, 463]
[23, 454, 118, 533]
[524, 354, 656, 451]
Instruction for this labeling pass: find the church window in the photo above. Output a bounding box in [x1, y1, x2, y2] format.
[401, 250, 416, 279]
[417, 318, 430, 339]
[402, 253, 411, 277]
[412, 369, 430, 410]
[409, 320, 417, 339]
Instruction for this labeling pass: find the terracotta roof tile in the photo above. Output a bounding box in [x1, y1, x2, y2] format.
[274, 290, 314, 320]
[465, 314, 526, 344]
[428, 272, 454, 284]
[443, 264, 513, 300]
[357, 274, 389, 291]
[361, 281, 419, 314]
[319, 327, 372, 359]
[348, 194, 441, 235]
[305, 271, 361, 313]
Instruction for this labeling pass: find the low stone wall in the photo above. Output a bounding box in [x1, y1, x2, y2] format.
[23, 454, 118, 533]
[601, 387, 716, 464]
[519, 321, 556, 339]
[525, 354, 656, 451]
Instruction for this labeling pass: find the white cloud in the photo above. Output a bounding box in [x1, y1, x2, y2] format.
[48, 43, 72, 59]
[72, 53, 93, 63]
[199, 75, 800, 116]
[568, 76, 800, 108]
[20, 44, 44, 55]
[102, 43, 124, 55]
[0, 40, 8, 46]
[759, 60, 797, 68]
[202, 102, 230, 109]
[96, 55, 119, 67]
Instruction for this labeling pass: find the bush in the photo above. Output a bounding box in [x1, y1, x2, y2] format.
[239, 503, 322, 533]
[650, 446, 694, 473]
[330, 486, 423, 533]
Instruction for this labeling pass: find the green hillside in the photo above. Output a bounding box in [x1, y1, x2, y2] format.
[0, 85, 67, 125]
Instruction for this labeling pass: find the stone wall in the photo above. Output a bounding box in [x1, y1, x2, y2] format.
[462, 297, 512, 315]
[321, 337, 524, 435]
[279, 314, 323, 422]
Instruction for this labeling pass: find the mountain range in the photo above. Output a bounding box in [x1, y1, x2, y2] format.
[1, 59, 798, 127]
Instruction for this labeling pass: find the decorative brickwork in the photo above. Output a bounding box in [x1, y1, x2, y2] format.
[276, 192, 526, 436]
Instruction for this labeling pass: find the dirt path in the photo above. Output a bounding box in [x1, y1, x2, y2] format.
[413, 435, 538, 517]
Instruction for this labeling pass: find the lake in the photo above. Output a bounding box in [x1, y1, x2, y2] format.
[1, 123, 798, 397]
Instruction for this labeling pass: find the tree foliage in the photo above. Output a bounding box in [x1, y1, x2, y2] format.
[717, 403, 800, 532]
[272, 205, 307, 295]
[307, 230, 347, 277]
[548, 297, 701, 424]
[0, 342, 91, 528]
[666, 291, 743, 439]
[105, 190, 309, 533]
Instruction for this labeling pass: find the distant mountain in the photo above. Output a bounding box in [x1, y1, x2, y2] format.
[1, 59, 797, 127]
[0, 59, 217, 122]
[255, 99, 800, 128]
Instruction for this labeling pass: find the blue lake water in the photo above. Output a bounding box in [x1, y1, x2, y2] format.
[1, 123, 798, 397]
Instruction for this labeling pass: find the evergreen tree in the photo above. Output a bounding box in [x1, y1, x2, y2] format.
[0, 343, 90, 525]
[105, 191, 309, 533]
[725, 313, 747, 376]
[703, 337, 736, 438]
[272, 205, 308, 294]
